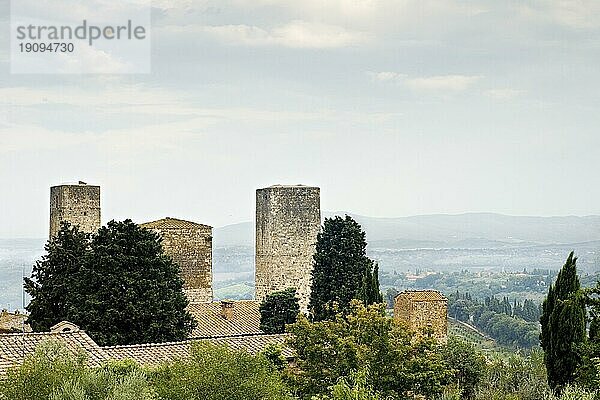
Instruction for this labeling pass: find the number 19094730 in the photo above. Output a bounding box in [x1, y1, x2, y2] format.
[19, 42, 74, 52]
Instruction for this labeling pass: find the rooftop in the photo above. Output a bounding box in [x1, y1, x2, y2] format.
[140, 217, 212, 230]
[103, 334, 292, 365]
[0, 326, 290, 374]
[261, 184, 319, 189]
[187, 300, 262, 338]
[395, 290, 447, 302]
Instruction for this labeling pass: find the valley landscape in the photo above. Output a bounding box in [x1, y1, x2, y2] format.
[3, 212, 599, 311]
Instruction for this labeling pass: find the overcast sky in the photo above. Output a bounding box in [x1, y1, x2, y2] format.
[1, 0, 600, 238]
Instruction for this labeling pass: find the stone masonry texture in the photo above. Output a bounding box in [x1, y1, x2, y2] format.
[394, 290, 448, 343]
[140, 218, 213, 303]
[49, 183, 101, 238]
[255, 185, 321, 313]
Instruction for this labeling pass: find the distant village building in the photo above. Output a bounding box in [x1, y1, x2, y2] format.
[0, 310, 31, 334]
[49, 182, 101, 238]
[140, 218, 213, 303]
[394, 290, 448, 343]
[255, 185, 321, 313]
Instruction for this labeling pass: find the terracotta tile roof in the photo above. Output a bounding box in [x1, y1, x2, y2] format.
[187, 301, 263, 338]
[395, 290, 447, 302]
[140, 217, 212, 231]
[0, 329, 110, 373]
[103, 334, 292, 366]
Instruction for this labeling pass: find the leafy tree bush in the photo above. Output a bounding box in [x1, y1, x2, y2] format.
[313, 369, 381, 400]
[259, 288, 300, 334]
[474, 350, 551, 400]
[540, 252, 586, 390]
[309, 216, 382, 321]
[150, 342, 292, 400]
[25, 220, 196, 346]
[442, 336, 486, 399]
[286, 300, 451, 399]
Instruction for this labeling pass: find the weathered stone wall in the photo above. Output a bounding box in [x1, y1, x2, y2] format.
[394, 291, 448, 343]
[255, 185, 321, 313]
[141, 218, 213, 303]
[49, 183, 101, 238]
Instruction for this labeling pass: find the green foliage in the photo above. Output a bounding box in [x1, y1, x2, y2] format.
[24, 222, 89, 332]
[475, 350, 551, 400]
[0, 341, 156, 400]
[286, 300, 451, 399]
[447, 291, 540, 348]
[540, 252, 586, 390]
[149, 342, 292, 400]
[260, 288, 300, 334]
[442, 336, 486, 399]
[261, 344, 287, 372]
[358, 263, 383, 306]
[0, 340, 87, 400]
[313, 369, 381, 400]
[25, 220, 196, 346]
[309, 216, 381, 321]
[476, 311, 539, 348]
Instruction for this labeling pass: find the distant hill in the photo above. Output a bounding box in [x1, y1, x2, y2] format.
[213, 212, 600, 249]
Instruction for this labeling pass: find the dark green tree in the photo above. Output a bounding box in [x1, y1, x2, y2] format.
[24, 222, 89, 332]
[26, 220, 196, 346]
[540, 251, 586, 390]
[259, 288, 300, 334]
[309, 216, 380, 321]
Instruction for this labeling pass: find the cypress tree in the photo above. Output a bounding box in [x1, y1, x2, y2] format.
[309, 215, 380, 321]
[540, 251, 586, 390]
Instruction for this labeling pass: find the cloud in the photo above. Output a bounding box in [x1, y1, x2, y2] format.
[486, 88, 525, 100]
[166, 20, 368, 48]
[517, 0, 600, 30]
[369, 72, 482, 92]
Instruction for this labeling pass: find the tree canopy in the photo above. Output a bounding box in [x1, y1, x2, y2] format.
[309, 216, 382, 321]
[25, 220, 196, 346]
[259, 288, 300, 334]
[286, 301, 452, 399]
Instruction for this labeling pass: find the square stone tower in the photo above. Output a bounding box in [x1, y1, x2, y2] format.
[255, 185, 321, 313]
[140, 217, 213, 303]
[394, 290, 448, 343]
[49, 182, 101, 238]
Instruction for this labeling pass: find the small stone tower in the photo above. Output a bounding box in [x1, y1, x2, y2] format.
[140, 217, 213, 303]
[394, 290, 448, 343]
[255, 185, 321, 313]
[49, 182, 101, 238]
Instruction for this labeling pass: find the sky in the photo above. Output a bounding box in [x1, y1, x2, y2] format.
[1, 0, 600, 238]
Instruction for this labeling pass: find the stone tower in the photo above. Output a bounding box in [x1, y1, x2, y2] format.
[394, 290, 448, 343]
[140, 217, 213, 303]
[255, 185, 321, 313]
[49, 182, 101, 238]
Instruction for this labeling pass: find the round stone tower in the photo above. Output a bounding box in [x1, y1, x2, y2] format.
[49, 182, 101, 238]
[255, 185, 321, 313]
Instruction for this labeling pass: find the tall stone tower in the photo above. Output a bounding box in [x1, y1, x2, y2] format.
[140, 217, 213, 303]
[49, 182, 101, 238]
[255, 185, 321, 313]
